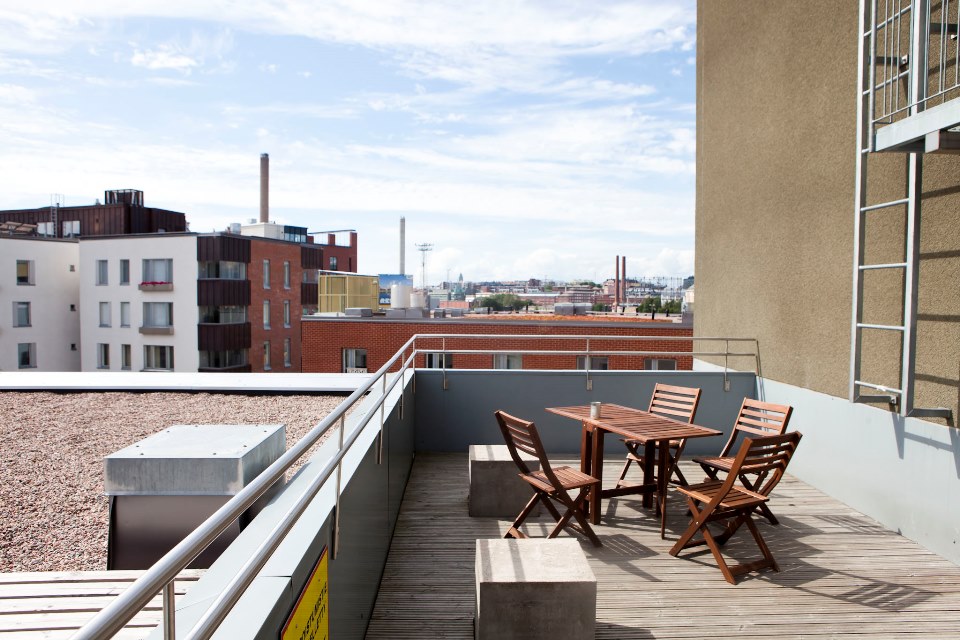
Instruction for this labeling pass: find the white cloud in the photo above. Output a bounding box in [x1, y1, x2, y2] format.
[131, 47, 198, 72]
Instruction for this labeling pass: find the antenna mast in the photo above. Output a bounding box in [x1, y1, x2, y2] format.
[415, 243, 433, 289]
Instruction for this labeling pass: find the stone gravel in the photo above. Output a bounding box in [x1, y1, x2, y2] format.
[0, 391, 345, 572]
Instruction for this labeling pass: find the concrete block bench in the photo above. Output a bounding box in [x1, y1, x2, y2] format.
[468, 444, 540, 518]
[475, 538, 596, 640]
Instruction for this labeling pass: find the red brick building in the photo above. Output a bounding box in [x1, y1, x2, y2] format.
[302, 316, 692, 373]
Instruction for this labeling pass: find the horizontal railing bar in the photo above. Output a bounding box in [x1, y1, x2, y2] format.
[72, 336, 419, 640]
[413, 348, 757, 359]
[411, 333, 759, 343]
[184, 361, 416, 640]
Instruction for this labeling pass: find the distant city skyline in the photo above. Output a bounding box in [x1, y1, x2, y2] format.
[0, 1, 696, 282]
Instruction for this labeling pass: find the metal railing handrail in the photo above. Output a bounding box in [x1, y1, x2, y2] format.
[72, 335, 420, 640]
[72, 332, 760, 639]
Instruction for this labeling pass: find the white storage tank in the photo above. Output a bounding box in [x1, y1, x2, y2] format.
[391, 283, 410, 309]
[409, 290, 427, 309]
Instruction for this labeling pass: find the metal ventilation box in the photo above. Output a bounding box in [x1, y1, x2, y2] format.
[104, 424, 285, 570]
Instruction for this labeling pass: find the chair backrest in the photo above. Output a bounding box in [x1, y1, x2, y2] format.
[718, 398, 793, 457]
[495, 410, 560, 486]
[723, 431, 803, 499]
[647, 383, 702, 424]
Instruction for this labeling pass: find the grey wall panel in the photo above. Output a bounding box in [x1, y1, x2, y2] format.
[413, 370, 756, 455]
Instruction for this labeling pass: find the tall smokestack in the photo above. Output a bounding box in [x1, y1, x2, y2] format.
[614, 256, 620, 309]
[259, 153, 269, 223]
[622, 256, 627, 306]
[400, 216, 406, 274]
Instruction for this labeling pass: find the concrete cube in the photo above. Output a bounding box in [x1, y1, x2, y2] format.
[469, 445, 540, 518]
[475, 539, 596, 640]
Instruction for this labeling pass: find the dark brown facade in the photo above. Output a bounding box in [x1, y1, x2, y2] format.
[0, 190, 186, 238]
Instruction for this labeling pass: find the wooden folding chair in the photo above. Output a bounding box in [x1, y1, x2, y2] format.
[495, 410, 601, 546]
[615, 383, 702, 489]
[670, 431, 802, 584]
[693, 398, 792, 524]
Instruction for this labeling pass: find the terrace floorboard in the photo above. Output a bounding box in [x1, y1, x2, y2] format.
[365, 453, 960, 639]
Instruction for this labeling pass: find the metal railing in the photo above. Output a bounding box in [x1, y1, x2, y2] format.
[868, 0, 960, 130]
[71, 333, 760, 639]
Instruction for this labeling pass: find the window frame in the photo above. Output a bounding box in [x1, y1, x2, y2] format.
[643, 358, 677, 371]
[283, 261, 291, 289]
[17, 343, 36, 369]
[424, 352, 453, 369]
[263, 300, 271, 329]
[263, 259, 270, 289]
[492, 353, 523, 370]
[283, 338, 292, 368]
[96, 260, 108, 286]
[119, 259, 130, 286]
[99, 302, 111, 327]
[97, 343, 110, 369]
[121, 344, 132, 370]
[343, 348, 368, 372]
[120, 302, 131, 328]
[263, 341, 271, 370]
[13, 301, 31, 327]
[16, 260, 34, 286]
[576, 355, 609, 371]
[142, 302, 173, 328]
[143, 345, 174, 371]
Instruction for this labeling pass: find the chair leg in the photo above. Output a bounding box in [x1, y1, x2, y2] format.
[615, 441, 642, 487]
[505, 492, 542, 540]
[671, 462, 689, 487]
[744, 516, 779, 573]
[701, 525, 737, 585]
[669, 497, 708, 556]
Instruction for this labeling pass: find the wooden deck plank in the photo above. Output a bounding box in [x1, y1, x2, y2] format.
[0, 570, 202, 638]
[365, 453, 960, 639]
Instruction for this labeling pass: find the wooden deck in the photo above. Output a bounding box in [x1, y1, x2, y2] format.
[0, 570, 202, 639]
[366, 453, 960, 639]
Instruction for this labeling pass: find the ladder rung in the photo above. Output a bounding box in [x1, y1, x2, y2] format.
[857, 323, 905, 332]
[861, 198, 909, 212]
[909, 407, 954, 419]
[855, 381, 904, 395]
[859, 262, 907, 271]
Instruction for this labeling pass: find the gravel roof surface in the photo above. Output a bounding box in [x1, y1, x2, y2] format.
[0, 391, 344, 572]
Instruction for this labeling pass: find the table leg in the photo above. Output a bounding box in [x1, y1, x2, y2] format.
[590, 429, 605, 525]
[642, 440, 655, 509]
[658, 440, 669, 539]
[579, 423, 593, 519]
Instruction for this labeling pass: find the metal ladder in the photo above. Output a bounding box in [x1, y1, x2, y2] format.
[852, 0, 951, 420]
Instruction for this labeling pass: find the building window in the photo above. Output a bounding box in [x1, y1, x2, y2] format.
[13, 302, 30, 327]
[38, 222, 55, 237]
[69, 264, 75, 272]
[120, 259, 130, 285]
[577, 356, 609, 370]
[119, 302, 130, 327]
[143, 302, 173, 327]
[263, 341, 271, 370]
[62, 220, 80, 237]
[199, 305, 247, 324]
[142, 259, 173, 284]
[644, 358, 677, 371]
[96, 260, 108, 285]
[71, 344, 77, 351]
[424, 352, 452, 369]
[283, 300, 291, 328]
[283, 261, 291, 289]
[97, 343, 110, 369]
[263, 259, 270, 289]
[70, 304, 76, 312]
[198, 261, 246, 279]
[263, 300, 271, 329]
[284, 338, 292, 368]
[493, 354, 523, 370]
[343, 348, 367, 372]
[329, 256, 338, 270]
[17, 343, 36, 369]
[199, 349, 248, 369]
[144, 345, 174, 371]
[121, 344, 131, 370]
[99, 302, 111, 327]
[16, 260, 34, 285]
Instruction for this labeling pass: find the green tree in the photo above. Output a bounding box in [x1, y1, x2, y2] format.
[476, 293, 532, 311]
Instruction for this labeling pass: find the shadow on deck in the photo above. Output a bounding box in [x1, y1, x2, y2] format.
[366, 453, 960, 639]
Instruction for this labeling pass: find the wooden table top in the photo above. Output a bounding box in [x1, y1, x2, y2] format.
[546, 403, 721, 443]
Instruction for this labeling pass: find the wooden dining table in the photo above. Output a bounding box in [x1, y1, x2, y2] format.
[546, 403, 721, 538]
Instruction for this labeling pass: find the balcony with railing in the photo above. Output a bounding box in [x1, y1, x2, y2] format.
[33, 332, 956, 640]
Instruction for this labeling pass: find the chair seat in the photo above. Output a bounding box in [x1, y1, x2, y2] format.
[693, 455, 734, 472]
[523, 466, 599, 494]
[678, 480, 767, 510]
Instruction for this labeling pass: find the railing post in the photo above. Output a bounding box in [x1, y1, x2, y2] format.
[162, 581, 176, 640]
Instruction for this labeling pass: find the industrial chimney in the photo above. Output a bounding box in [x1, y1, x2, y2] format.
[259, 153, 269, 223]
[400, 216, 406, 274]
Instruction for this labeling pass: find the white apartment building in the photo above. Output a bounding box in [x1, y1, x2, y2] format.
[0, 237, 80, 371]
[79, 235, 199, 372]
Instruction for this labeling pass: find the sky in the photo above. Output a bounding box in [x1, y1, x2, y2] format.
[0, 1, 696, 285]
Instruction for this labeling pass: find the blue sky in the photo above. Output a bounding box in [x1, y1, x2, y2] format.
[0, 1, 695, 284]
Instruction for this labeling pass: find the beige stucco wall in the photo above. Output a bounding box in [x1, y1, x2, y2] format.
[695, 1, 959, 422]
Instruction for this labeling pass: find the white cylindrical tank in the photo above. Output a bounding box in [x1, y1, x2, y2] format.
[409, 290, 427, 309]
[391, 283, 410, 309]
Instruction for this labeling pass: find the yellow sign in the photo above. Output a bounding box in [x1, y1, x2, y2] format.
[281, 547, 329, 640]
